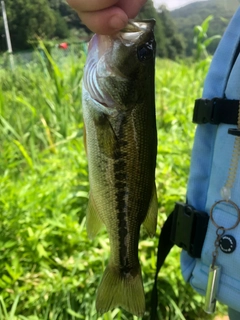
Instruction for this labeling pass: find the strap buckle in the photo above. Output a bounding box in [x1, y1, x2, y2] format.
[193, 98, 239, 125]
[193, 98, 221, 124]
[171, 202, 209, 258]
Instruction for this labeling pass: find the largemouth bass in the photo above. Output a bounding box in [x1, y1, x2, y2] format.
[82, 20, 158, 317]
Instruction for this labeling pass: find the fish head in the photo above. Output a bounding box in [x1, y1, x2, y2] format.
[84, 20, 156, 111]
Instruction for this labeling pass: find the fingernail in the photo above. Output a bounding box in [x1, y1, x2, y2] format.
[109, 15, 128, 31]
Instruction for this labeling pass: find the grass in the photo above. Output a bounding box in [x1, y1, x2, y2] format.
[0, 50, 227, 319]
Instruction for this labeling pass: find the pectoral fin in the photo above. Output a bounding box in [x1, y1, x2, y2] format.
[143, 184, 158, 237]
[86, 192, 104, 239]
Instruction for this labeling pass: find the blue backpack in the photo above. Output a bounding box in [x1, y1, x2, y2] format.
[151, 6, 240, 320]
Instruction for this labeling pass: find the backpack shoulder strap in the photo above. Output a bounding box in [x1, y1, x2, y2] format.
[188, 6, 240, 211]
[150, 6, 240, 319]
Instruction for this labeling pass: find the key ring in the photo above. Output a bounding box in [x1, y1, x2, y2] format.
[210, 199, 240, 231]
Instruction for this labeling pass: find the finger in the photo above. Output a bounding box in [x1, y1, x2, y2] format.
[66, 0, 118, 12]
[78, 7, 128, 35]
[117, 0, 148, 18]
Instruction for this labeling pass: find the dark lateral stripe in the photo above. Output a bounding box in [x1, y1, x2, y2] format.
[114, 156, 129, 272]
[113, 115, 130, 273]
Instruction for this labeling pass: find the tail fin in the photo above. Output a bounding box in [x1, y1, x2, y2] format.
[96, 264, 145, 317]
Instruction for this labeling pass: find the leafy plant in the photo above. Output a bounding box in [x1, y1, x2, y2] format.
[0, 50, 227, 319]
[193, 15, 221, 61]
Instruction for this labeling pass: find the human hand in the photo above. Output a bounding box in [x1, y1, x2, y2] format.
[66, 0, 147, 35]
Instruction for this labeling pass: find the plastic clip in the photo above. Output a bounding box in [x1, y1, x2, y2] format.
[228, 128, 240, 136]
[171, 202, 209, 258]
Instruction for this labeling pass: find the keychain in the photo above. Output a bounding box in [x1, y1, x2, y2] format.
[204, 199, 240, 314]
[204, 102, 240, 313]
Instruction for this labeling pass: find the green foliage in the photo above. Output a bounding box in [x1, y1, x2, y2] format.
[1, 0, 185, 59]
[2, 0, 237, 60]
[193, 15, 221, 61]
[53, 11, 70, 39]
[171, 0, 237, 56]
[1, 0, 56, 50]
[0, 51, 227, 319]
[0, 0, 74, 51]
[137, 0, 167, 57]
[157, 6, 186, 59]
[137, 1, 186, 59]
[49, 0, 88, 35]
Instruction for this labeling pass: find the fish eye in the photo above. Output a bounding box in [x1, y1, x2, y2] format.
[137, 41, 155, 62]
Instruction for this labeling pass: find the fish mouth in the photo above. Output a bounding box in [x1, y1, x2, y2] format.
[122, 20, 155, 33]
[119, 19, 155, 43]
[84, 19, 155, 108]
[87, 19, 155, 63]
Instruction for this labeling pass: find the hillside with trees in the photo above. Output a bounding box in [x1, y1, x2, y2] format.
[0, 0, 238, 58]
[137, 1, 185, 58]
[0, 0, 186, 59]
[170, 0, 237, 56]
[0, 0, 84, 51]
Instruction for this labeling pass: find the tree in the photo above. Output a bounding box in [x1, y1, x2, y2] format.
[158, 5, 186, 59]
[1, 0, 56, 51]
[49, 0, 91, 35]
[137, 0, 167, 57]
[53, 11, 69, 39]
[171, 0, 235, 56]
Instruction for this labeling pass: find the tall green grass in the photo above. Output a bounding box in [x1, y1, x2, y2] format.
[0, 51, 226, 320]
